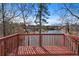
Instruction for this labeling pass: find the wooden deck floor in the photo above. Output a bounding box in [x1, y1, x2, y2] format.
[9, 46, 76, 56]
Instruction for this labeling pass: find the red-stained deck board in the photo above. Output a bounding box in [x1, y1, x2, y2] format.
[9, 46, 75, 56]
[43, 46, 75, 55]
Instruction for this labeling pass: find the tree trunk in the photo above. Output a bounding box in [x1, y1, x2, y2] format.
[66, 22, 70, 34]
[39, 4, 42, 46]
[2, 3, 6, 36]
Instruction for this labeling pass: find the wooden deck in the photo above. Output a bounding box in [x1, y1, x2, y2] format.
[9, 46, 75, 56]
[0, 33, 79, 56]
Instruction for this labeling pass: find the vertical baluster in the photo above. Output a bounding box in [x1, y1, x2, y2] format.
[76, 40, 79, 55]
[75, 41, 78, 55]
[2, 41, 4, 56]
[70, 38, 72, 51]
[4, 39, 6, 56]
[67, 37, 69, 48]
[42, 35, 43, 46]
[16, 34, 19, 55]
[66, 35, 68, 48]
[70, 38, 72, 50]
[10, 37, 12, 54]
[56, 35, 57, 46]
[70, 38, 73, 52]
[26, 35, 28, 46]
[64, 35, 66, 47]
[64, 35, 65, 47]
[53, 35, 55, 46]
[45, 35, 47, 46]
[44, 35, 46, 46]
[31, 35, 32, 46]
[54, 35, 55, 46]
[0, 42, 2, 56]
[0, 41, 4, 56]
[67, 37, 68, 48]
[69, 39, 71, 49]
[43, 35, 46, 46]
[44, 35, 47, 46]
[36, 35, 38, 46]
[50, 35, 52, 46]
[28, 34, 29, 46]
[55, 35, 57, 46]
[34, 35, 35, 46]
[71, 42, 73, 51]
[47, 35, 48, 46]
[43, 35, 44, 46]
[48, 35, 50, 46]
[51, 35, 53, 46]
[71, 39, 73, 52]
[73, 42, 75, 54]
[0, 41, 2, 56]
[8, 38, 10, 55]
[67, 36, 69, 49]
[65, 36, 68, 48]
[46, 35, 48, 46]
[43, 35, 45, 46]
[59, 35, 60, 46]
[68, 38, 70, 50]
[46, 35, 47, 46]
[0, 41, 2, 55]
[2, 42, 4, 55]
[46, 36, 48, 46]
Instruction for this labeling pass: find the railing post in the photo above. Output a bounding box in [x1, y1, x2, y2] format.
[16, 34, 19, 56]
[28, 34, 30, 46]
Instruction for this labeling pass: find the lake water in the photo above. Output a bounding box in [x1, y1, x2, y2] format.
[23, 30, 65, 46]
[42, 30, 65, 34]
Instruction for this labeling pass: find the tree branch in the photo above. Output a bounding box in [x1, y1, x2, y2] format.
[64, 4, 79, 19]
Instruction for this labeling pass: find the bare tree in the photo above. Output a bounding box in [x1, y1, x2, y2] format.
[64, 4, 79, 19]
[59, 13, 71, 33]
[63, 4, 79, 34]
[1, 3, 20, 36]
[56, 4, 79, 34]
[17, 3, 34, 33]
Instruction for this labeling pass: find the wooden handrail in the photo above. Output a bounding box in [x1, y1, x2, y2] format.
[19, 33, 64, 35]
[0, 33, 19, 40]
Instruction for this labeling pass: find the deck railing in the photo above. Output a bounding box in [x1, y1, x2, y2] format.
[0, 33, 19, 56]
[64, 34, 79, 55]
[19, 34, 64, 46]
[0, 33, 79, 55]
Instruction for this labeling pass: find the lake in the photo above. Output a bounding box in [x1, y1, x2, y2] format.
[24, 30, 65, 46]
[42, 30, 65, 34]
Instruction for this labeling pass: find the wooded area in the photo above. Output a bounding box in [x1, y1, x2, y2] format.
[0, 3, 79, 37]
